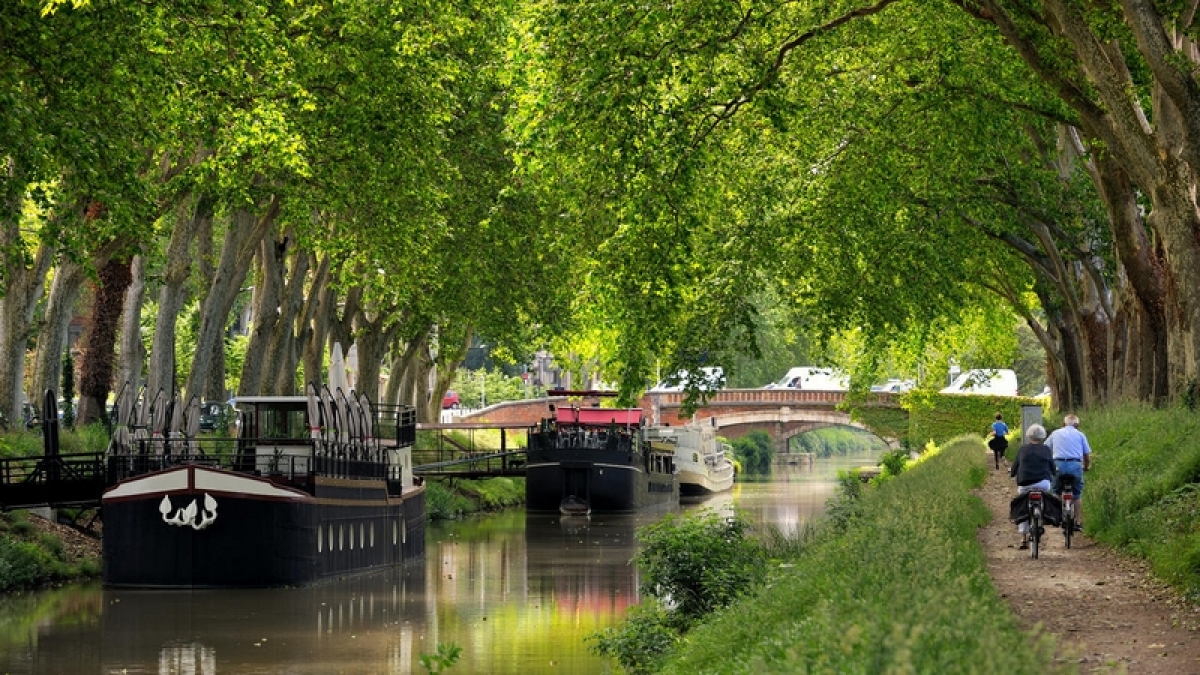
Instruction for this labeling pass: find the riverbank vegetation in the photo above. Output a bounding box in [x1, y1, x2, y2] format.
[424, 477, 525, 521]
[595, 439, 1061, 674]
[0, 511, 100, 593]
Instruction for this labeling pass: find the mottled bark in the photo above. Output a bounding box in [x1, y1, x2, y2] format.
[269, 252, 310, 395]
[300, 257, 335, 391]
[184, 199, 279, 402]
[394, 335, 426, 412]
[77, 257, 133, 426]
[147, 195, 212, 399]
[32, 259, 87, 414]
[238, 229, 284, 396]
[118, 256, 147, 401]
[351, 313, 399, 403]
[0, 218, 53, 425]
[1093, 154, 1168, 403]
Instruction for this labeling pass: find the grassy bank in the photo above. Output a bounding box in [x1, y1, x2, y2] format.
[425, 476, 525, 520]
[1067, 404, 1200, 600]
[656, 439, 1062, 674]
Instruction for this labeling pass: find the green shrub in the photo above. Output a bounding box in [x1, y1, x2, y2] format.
[880, 448, 909, 477]
[10, 518, 34, 537]
[635, 509, 766, 625]
[824, 468, 865, 530]
[0, 537, 59, 591]
[37, 533, 65, 561]
[589, 603, 680, 675]
[591, 509, 768, 672]
[0, 430, 44, 459]
[425, 480, 474, 520]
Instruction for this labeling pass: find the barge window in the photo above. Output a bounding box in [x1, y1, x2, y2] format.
[360, 523, 365, 548]
[350, 525, 355, 550]
[259, 406, 308, 440]
[318, 527, 323, 553]
[393, 522, 398, 545]
[370, 523, 375, 547]
[339, 525, 344, 551]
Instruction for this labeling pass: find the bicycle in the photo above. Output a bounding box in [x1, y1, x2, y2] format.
[1026, 489, 1045, 559]
[1057, 474, 1077, 549]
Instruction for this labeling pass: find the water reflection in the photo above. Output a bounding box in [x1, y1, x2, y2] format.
[0, 454, 878, 674]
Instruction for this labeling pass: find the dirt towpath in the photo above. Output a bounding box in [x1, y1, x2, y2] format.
[977, 455, 1200, 673]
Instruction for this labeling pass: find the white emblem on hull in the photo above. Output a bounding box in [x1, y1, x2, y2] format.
[159, 494, 218, 530]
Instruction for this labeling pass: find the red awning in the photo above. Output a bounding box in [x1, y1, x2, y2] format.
[555, 407, 642, 427]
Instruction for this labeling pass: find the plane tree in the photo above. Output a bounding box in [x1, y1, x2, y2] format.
[511, 0, 1171, 406]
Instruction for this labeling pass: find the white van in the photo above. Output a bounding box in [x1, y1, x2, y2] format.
[765, 367, 849, 391]
[940, 369, 1019, 396]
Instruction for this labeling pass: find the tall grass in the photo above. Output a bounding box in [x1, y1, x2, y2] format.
[424, 477, 525, 521]
[0, 423, 110, 459]
[657, 439, 1063, 675]
[1076, 404, 1200, 599]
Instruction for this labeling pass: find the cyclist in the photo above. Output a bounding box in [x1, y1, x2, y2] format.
[987, 412, 1010, 469]
[1009, 423, 1056, 549]
[1046, 414, 1091, 531]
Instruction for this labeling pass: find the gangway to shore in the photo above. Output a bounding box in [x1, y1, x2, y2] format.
[411, 422, 533, 479]
[412, 450, 527, 478]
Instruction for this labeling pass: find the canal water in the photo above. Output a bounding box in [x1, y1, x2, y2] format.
[0, 455, 878, 674]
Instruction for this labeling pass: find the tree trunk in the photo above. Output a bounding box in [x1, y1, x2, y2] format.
[77, 257, 133, 426]
[351, 312, 398, 403]
[238, 229, 284, 396]
[268, 244, 311, 395]
[1093, 155, 1168, 403]
[1147, 170, 1200, 397]
[32, 260, 87, 413]
[184, 199, 279, 401]
[298, 254, 332, 390]
[118, 255, 148, 402]
[147, 195, 211, 400]
[0, 230, 53, 426]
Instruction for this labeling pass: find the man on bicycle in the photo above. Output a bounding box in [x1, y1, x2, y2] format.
[1010, 423, 1056, 549]
[1046, 414, 1091, 531]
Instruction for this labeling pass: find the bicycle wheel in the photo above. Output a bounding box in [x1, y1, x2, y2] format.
[1063, 501, 1074, 550]
[1031, 506, 1041, 559]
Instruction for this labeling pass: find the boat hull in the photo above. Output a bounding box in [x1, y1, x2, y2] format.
[678, 468, 734, 497]
[525, 446, 677, 513]
[102, 465, 425, 588]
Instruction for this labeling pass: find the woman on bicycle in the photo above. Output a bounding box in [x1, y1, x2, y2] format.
[1009, 424, 1056, 549]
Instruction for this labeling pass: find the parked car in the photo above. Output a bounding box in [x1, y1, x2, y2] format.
[940, 369, 1019, 397]
[199, 400, 232, 432]
[871, 379, 915, 393]
[765, 367, 849, 391]
[442, 390, 461, 409]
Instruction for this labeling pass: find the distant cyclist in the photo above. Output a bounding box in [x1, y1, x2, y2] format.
[1046, 414, 1091, 531]
[1009, 423, 1056, 549]
[987, 412, 1010, 469]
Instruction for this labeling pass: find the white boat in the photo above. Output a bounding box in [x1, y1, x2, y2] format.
[645, 421, 735, 497]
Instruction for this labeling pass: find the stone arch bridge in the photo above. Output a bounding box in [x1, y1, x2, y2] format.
[461, 389, 902, 454]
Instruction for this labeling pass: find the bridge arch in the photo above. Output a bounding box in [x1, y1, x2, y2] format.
[687, 409, 899, 455]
